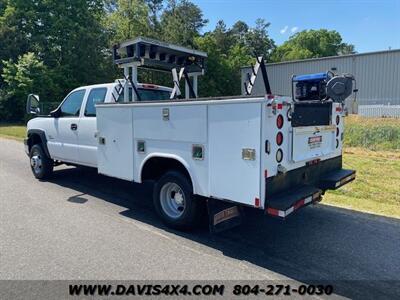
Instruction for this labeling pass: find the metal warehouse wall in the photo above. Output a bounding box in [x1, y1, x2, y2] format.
[241, 50, 400, 106]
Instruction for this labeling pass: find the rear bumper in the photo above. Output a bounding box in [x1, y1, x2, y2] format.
[320, 169, 356, 190]
[266, 185, 322, 219]
[265, 157, 356, 219]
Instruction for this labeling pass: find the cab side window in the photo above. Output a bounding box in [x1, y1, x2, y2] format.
[85, 88, 107, 117]
[60, 90, 86, 117]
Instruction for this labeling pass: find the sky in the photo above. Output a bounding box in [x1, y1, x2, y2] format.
[191, 0, 400, 53]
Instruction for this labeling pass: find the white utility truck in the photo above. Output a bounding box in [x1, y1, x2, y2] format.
[25, 37, 356, 232]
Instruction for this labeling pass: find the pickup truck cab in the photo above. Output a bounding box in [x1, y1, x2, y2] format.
[25, 82, 172, 171]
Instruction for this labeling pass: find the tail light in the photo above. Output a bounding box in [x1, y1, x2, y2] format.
[277, 114, 284, 129]
[276, 132, 283, 146]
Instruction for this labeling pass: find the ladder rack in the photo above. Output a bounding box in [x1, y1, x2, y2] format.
[113, 37, 207, 101]
[244, 56, 272, 96]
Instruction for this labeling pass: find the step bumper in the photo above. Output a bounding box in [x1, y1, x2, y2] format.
[319, 169, 356, 190]
[266, 169, 356, 219]
[266, 186, 322, 219]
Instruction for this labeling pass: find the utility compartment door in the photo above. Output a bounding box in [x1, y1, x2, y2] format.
[209, 103, 261, 206]
[96, 107, 134, 181]
[291, 125, 336, 163]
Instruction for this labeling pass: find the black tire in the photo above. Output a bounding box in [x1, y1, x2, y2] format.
[29, 144, 54, 179]
[153, 171, 203, 230]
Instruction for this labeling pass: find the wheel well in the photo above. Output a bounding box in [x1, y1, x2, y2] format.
[141, 157, 192, 185]
[28, 133, 42, 151]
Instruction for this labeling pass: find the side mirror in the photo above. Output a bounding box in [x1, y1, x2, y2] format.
[26, 94, 40, 115]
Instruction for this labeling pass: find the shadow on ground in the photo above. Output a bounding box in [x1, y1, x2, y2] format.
[48, 166, 400, 300]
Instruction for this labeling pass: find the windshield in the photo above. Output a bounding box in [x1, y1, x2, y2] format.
[118, 88, 171, 102]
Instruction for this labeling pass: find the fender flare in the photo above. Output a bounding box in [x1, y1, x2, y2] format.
[27, 129, 51, 158]
[139, 153, 196, 193]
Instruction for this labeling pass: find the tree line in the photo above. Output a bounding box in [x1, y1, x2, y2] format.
[0, 0, 355, 122]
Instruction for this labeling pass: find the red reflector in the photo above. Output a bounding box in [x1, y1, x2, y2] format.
[294, 199, 305, 210]
[336, 106, 342, 112]
[306, 158, 320, 166]
[255, 198, 260, 207]
[264, 170, 268, 178]
[267, 207, 280, 216]
[277, 103, 283, 109]
[276, 132, 283, 146]
[277, 114, 284, 129]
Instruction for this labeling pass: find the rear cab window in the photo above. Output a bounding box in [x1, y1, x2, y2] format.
[85, 88, 107, 117]
[117, 88, 171, 102]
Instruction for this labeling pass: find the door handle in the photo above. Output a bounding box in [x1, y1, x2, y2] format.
[71, 123, 78, 131]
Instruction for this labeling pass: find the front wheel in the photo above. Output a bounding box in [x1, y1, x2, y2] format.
[153, 171, 203, 230]
[29, 144, 54, 179]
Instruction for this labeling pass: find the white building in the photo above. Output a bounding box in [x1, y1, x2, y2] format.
[241, 49, 400, 117]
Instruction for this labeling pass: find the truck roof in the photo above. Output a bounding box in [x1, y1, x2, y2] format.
[71, 82, 173, 92]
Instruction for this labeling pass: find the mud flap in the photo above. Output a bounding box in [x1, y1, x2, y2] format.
[207, 198, 243, 233]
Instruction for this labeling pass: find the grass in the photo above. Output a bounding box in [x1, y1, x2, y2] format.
[0, 117, 399, 219]
[344, 115, 400, 151]
[324, 148, 400, 219]
[0, 123, 26, 140]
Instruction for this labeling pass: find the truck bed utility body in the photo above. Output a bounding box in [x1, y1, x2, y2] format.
[95, 94, 354, 218]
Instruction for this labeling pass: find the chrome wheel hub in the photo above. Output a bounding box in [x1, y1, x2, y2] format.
[160, 182, 186, 219]
[30, 153, 42, 174]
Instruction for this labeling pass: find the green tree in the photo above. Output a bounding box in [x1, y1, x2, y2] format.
[0, 0, 113, 122]
[0, 2, 30, 85]
[194, 19, 274, 97]
[0, 53, 53, 121]
[160, 0, 207, 47]
[145, 0, 164, 34]
[212, 20, 235, 53]
[105, 0, 151, 43]
[195, 34, 232, 97]
[339, 43, 356, 55]
[231, 20, 249, 43]
[195, 20, 259, 97]
[271, 29, 356, 62]
[244, 18, 275, 59]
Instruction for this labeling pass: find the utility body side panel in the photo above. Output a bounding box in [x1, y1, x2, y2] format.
[208, 103, 262, 206]
[132, 104, 209, 196]
[133, 105, 207, 143]
[96, 107, 134, 181]
[95, 98, 266, 204]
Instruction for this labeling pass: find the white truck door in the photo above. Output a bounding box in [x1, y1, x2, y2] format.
[77, 87, 108, 167]
[50, 89, 86, 163]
